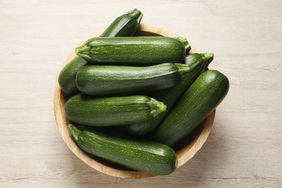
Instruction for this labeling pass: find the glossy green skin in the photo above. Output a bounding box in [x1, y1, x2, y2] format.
[153, 70, 229, 146]
[68, 124, 176, 175]
[58, 9, 143, 95]
[100, 8, 142, 37]
[76, 63, 190, 96]
[65, 94, 166, 127]
[128, 53, 213, 136]
[76, 37, 186, 65]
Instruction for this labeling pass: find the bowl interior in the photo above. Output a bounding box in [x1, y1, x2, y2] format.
[54, 23, 215, 178]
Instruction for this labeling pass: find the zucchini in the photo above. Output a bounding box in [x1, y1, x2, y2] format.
[76, 63, 190, 95]
[65, 94, 166, 127]
[76, 37, 186, 65]
[100, 8, 143, 37]
[128, 53, 214, 136]
[68, 124, 176, 175]
[153, 70, 229, 146]
[58, 9, 143, 95]
[58, 56, 87, 95]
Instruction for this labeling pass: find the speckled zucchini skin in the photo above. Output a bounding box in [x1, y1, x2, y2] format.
[128, 53, 214, 136]
[65, 94, 166, 127]
[154, 70, 229, 146]
[68, 124, 176, 175]
[76, 37, 186, 65]
[76, 63, 190, 95]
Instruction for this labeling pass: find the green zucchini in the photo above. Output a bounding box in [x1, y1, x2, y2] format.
[68, 124, 176, 175]
[65, 94, 166, 127]
[58, 9, 143, 95]
[127, 53, 214, 136]
[100, 8, 143, 37]
[76, 37, 186, 65]
[153, 70, 229, 146]
[58, 56, 87, 95]
[76, 63, 190, 95]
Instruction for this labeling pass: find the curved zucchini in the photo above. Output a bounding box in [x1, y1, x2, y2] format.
[58, 9, 143, 95]
[100, 8, 142, 37]
[153, 70, 229, 146]
[68, 124, 176, 175]
[65, 94, 166, 127]
[76, 63, 190, 95]
[58, 56, 87, 95]
[127, 53, 214, 136]
[76, 37, 186, 65]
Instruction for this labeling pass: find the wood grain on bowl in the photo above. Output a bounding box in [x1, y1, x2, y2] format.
[54, 23, 215, 178]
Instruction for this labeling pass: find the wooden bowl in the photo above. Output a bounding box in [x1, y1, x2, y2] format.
[54, 23, 215, 179]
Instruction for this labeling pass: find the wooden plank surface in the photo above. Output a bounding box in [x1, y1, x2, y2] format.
[0, 0, 281, 187]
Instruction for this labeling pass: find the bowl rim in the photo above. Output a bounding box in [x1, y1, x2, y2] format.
[53, 23, 215, 179]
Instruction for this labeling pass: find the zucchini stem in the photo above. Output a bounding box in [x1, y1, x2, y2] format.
[149, 99, 167, 117]
[203, 52, 214, 70]
[127, 8, 143, 21]
[75, 45, 91, 60]
[176, 36, 191, 52]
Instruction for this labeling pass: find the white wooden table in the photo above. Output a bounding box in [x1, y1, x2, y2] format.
[1, 0, 282, 187]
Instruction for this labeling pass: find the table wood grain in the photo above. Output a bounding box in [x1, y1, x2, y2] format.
[0, 0, 281, 187]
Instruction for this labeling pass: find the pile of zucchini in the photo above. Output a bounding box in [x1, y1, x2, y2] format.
[58, 9, 229, 175]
